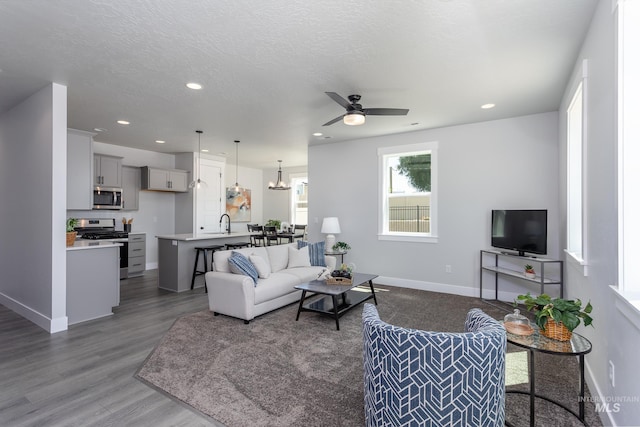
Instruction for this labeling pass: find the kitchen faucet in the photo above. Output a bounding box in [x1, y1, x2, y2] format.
[219, 213, 231, 234]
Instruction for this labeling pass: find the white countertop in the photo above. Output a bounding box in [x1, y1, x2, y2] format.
[67, 241, 124, 251]
[156, 232, 253, 241]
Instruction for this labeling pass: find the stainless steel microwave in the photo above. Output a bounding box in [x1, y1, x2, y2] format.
[93, 187, 123, 210]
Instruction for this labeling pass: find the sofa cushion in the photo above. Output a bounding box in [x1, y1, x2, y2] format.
[280, 266, 327, 282]
[250, 253, 271, 279]
[298, 241, 326, 267]
[254, 272, 300, 304]
[265, 243, 295, 272]
[228, 252, 258, 285]
[214, 246, 268, 273]
[288, 246, 311, 268]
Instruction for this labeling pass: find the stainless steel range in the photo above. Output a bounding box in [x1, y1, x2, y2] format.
[75, 218, 129, 279]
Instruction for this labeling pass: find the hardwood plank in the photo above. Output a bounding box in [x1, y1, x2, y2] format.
[0, 270, 222, 426]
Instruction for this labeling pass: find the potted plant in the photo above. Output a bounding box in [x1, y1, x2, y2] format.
[332, 241, 351, 253]
[66, 218, 79, 247]
[524, 264, 536, 279]
[265, 219, 281, 230]
[516, 293, 593, 341]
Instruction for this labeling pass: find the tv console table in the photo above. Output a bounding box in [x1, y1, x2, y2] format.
[480, 249, 563, 302]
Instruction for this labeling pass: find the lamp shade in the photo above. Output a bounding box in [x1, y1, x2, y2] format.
[321, 217, 341, 234]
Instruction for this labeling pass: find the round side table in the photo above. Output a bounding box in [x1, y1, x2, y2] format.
[505, 325, 592, 427]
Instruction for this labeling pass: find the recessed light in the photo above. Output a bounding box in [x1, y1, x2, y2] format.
[201, 149, 209, 152]
[481, 103, 496, 109]
[155, 140, 166, 144]
[117, 120, 130, 125]
[312, 132, 323, 137]
[94, 128, 107, 132]
[186, 82, 202, 90]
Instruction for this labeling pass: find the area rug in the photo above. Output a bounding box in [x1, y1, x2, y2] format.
[136, 286, 602, 427]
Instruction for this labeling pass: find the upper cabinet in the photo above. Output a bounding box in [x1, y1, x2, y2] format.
[141, 166, 188, 192]
[67, 129, 95, 210]
[95, 154, 122, 188]
[122, 165, 141, 210]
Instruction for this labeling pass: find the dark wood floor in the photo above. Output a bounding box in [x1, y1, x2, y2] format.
[0, 270, 223, 426]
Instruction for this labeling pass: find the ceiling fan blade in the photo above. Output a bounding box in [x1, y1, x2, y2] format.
[325, 92, 352, 109]
[322, 115, 344, 126]
[363, 108, 409, 116]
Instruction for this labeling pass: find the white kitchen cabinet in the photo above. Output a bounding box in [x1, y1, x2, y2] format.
[141, 166, 188, 192]
[122, 165, 141, 210]
[67, 129, 95, 210]
[94, 154, 122, 187]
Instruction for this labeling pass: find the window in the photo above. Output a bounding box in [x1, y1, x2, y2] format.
[378, 142, 438, 243]
[617, 0, 640, 300]
[565, 61, 588, 274]
[290, 174, 308, 226]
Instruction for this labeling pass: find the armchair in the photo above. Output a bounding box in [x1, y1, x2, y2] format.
[362, 304, 506, 427]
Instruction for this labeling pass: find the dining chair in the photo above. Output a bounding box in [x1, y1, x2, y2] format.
[248, 224, 265, 247]
[263, 225, 279, 246]
[292, 224, 307, 242]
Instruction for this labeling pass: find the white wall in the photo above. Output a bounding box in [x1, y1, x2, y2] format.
[559, 1, 640, 424]
[263, 165, 307, 225]
[309, 112, 559, 295]
[224, 165, 264, 231]
[68, 141, 178, 269]
[0, 83, 68, 332]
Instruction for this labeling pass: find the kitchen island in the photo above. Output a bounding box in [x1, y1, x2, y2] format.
[67, 240, 122, 325]
[156, 232, 254, 292]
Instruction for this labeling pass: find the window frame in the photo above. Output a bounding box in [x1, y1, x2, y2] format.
[617, 0, 640, 302]
[289, 173, 308, 226]
[377, 141, 438, 243]
[564, 59, 589, 276]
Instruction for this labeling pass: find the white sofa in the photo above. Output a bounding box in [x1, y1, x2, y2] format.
[205, 243, 336, 323]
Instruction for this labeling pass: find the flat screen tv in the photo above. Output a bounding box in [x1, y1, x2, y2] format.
[491, 209, 547, 256]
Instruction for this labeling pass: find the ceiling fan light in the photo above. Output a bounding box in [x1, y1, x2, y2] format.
[343, 112, 365, 126]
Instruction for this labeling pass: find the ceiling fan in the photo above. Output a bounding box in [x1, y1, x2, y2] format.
[322, 92, 409, 126]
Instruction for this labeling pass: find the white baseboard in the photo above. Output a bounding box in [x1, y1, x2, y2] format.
[0, 292, 68, 333]
[146, 262, 158, 271]
[374, 276, 477, 297]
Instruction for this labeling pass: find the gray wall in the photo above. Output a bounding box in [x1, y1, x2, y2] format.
[309, 112, 559, 295]
[559, 1, 640, 424]
[0, 83, 68, 332]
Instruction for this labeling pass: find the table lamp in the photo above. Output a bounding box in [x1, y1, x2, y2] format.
[321, 217, 341, 251]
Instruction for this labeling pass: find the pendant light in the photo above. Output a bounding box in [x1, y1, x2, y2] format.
[233, 140, 242, 192]
[268, 160, 291, 190]
[189, 130, 207, 189]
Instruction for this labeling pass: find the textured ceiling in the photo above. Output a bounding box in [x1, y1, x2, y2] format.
[0, 0, 597, 168]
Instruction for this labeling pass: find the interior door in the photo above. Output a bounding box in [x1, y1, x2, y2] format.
[196, 159, 223, 233]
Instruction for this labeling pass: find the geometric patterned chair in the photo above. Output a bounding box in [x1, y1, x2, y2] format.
[362, 304, 506, 427]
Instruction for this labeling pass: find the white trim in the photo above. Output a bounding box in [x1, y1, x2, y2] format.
[374, 276, 475, 297]
[377, 233, 438, 243]
[0, 292, 68, 333]
[611, 285, 640, 332]
[564, 249, 588, 276]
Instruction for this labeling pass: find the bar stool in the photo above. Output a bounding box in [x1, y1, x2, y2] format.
[225, 242, 251, 250]
[191, 245, 224, 292]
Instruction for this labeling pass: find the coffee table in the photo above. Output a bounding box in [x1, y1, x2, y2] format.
[295, 272, 378, 330]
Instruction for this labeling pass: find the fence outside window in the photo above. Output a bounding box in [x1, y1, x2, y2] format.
[388, 205, 430, 233]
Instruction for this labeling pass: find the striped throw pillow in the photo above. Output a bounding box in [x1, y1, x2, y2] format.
[297, 241, 326, 267]
[228, 251, 259, 285]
